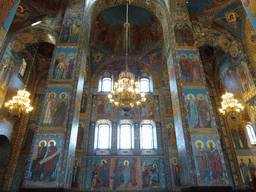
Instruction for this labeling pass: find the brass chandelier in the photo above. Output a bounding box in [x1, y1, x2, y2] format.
[219, 92, 244, 120]
[107, 3, 146, 114]
[5, 46, 36, 116]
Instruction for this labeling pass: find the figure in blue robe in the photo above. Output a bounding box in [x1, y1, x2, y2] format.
[123, 162, 130, 186]
[101, 161, 109, 187]
[240, 159, 250, 185]
[186, 94, 199, 128]
[114, 163, 122, 188]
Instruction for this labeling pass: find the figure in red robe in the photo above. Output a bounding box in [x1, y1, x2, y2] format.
[42, 141, 60, 181]
[207, 141, 223, 182]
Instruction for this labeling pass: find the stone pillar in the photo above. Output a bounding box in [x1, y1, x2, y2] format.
[241, 0, 256, 32]
[22, 0, 89, 189]
[168, 0, 230, 188]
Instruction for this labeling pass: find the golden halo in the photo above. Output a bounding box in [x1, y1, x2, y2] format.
[189, 54, 197, 60]
[65, 19, 71, 23]
[74, 158, 79, 163]
[168, 123, 173, 129]
[79, 122, 84, 127]
[124, 160, 129, 166]
[124, 22, 130, 28]
[74, 19, 80, 24]
[48, 92, 57, 98]
[195, 140, 204, 148]
[197, 94, 205, 100]
[175, 21, 181, 25]
[180, 54, 187, 59]
[58, 52, 66, 58]
[39, 140, 47, 146]
[101, 159, 106, 165]
[153, 164, 158, 168]
[187, 94, 195, 100]
[30, 124, 37, 129]
[48, 140, 56, 147]
[206, 140, 216, 148]
[59, 92, 68, 99]
[183, 22, 188, 25]
[18, 5, 24, 13]
[172, 157, 177, 163]
[67, 53, 75, 58]
[12, 40, 22, 53]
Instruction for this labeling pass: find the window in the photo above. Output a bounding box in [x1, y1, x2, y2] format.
[98, 71, 113, 93]
[139, 72, 153, 93]
[140, 78, 150, 92]
[246, 124, 256, 145]
[118, 120, 134, 151]
[19, 58, 27, 77]
[140, 120, 157, 150]
[94, 120, 111, 150]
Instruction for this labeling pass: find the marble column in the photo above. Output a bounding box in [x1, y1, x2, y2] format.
[22, 0, 89, 189]
[168, 0, 230, 188]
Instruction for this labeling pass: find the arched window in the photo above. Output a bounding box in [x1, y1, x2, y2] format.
[98, 71, 113, 93]
[118, 120, 134, 154]
[19, 58, 27, 77]
[246, 123, 256, 145]
[140, 120, 157, 151]
[139, 72, 153, 93]
[94, 120, 112, 155]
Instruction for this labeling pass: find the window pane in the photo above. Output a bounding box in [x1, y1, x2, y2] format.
[246, 124, 256, 145]
[19, 58, 27, 77]
[141, 125, 153, 149]
[120, 125, 131, 149]
[140, 78, 149, 92]
[98, 125, 110, 149]
[102, 78, 111, 92]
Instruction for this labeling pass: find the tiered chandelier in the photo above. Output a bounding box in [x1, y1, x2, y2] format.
[5, 46, 36, 116]
[107, 2, 146, 114]
[219, 92, 244, 120]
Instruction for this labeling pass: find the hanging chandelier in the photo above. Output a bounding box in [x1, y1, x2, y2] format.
[5, 46, 36, 116]
[107, 3, 146, 114]
[219, 92, 244, 120]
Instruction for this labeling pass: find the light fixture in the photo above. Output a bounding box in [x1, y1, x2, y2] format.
[107, 2, 146, 115]
[5, 46, 37, 116]
[219, 91, 244, 120]
[31, 21, 42, 26]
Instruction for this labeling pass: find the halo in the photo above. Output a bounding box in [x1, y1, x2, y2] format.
[172, 157, 177, 163]
[124, 160, 129, 166]
[180, 54, 187, 59]
[101, 159, 106, 165]
[195, 140, 204, 148]
[48, 92, 57, 98]
[39, 140, 47, 146]
[153, 164, 158, 168]
[59, 92, 68, 99]
[74, 158, 79, 163]
[206, 140, 216, 148]
[175, 21, 181, 25]
[189, 54, 197, 60]
[10, 61, 14, 68]
[67, 53, 75, 58]
[168, 123, 173, 129]
[30, 124, 37, 129]
[58, 52, 65, 58]
[187, 94, 195, 100]
[183, 22, 188, 25]
[74, 19, 80, 24]
[48, 140, 56, 147]
[79, 122, 84, 127]
[65, 19, 71, 23]
[197, 94, 205, 100]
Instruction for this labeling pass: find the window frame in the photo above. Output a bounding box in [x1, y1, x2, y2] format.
[139, 72, 153, 93]
[246, 123, 256, 145]
[98, 72, 113, 93]
[140, 120, 157, 151]
[94, 120, 112, 153]
[117, 120, 134, 154]
[19, 58, 27, 77]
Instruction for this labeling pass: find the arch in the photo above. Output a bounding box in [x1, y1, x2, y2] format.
[88, 0, 171, 54]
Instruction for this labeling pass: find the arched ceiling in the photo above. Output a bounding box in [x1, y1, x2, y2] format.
[90, 5, 163, 56]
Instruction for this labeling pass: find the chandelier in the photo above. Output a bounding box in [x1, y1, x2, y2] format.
[5, 46, 36, 116]
[219, 92, 244, 120]
[107, 3, 146, 114]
